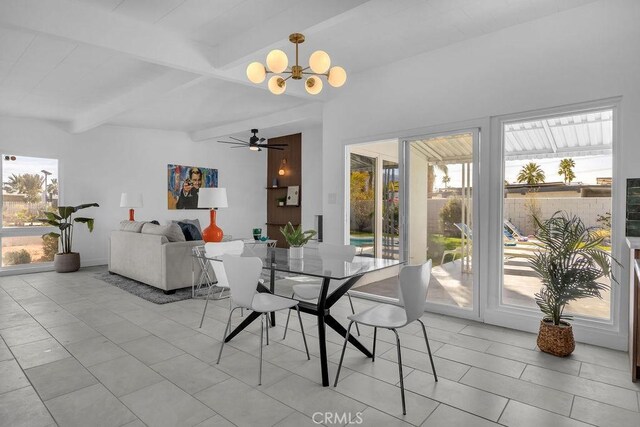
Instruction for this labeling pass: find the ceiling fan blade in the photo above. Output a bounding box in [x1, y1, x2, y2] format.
[229, 146, 248, 149]
[230, 136, 249, 144]
[263, 146, 284, 151]
[218, 140, 248, 146]
[259, 138, 265, 142]
[265, 144, 288, 147]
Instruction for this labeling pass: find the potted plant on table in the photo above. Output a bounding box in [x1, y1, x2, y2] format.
[280, 222, 316, 259]
[530, 211, 617, 356]
[39, 203, 99, 273]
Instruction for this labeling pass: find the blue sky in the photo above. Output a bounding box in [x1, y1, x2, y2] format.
[434, 154, 612, 189]
[2, 155, 58, 183]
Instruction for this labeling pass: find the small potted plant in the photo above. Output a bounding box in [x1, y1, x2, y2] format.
[39, 203, 99, 273]
[530, 211, 617, 356]
[276, 196, 287, 207]
[280, 222, 316, 259]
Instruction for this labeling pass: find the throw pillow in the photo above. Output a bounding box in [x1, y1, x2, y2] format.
[171, 219, 202, 233]
[141, 223, 186, 242]
[177, 221, 203, 241]
[119, 220, 145, 233]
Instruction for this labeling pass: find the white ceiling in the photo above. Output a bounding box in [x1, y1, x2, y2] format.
[0, 0, 599, 138]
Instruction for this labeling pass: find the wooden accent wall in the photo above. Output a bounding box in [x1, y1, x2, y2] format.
[266, 133, 302, 248]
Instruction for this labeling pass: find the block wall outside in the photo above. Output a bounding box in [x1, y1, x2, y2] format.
[425, 197, 611, 236]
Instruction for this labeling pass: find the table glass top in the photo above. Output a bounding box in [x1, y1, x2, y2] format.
[196, 245, 401, 280]
[248, 247, 401, 279]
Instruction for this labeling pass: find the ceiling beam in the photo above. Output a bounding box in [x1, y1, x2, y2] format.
[0, 0, 362, 132]
[0, 0, 220, 76]
[70, 72, 205, 134]
[0, 0, 322, 131]
[190, 103, 323, 142]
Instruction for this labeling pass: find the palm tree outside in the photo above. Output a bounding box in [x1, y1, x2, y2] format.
[517, 162, 546, 185]
[558, 158, 576, 184]
[3, 173, 44, 203]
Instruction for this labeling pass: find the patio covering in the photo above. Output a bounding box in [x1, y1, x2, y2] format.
[409, 109, 613, 165]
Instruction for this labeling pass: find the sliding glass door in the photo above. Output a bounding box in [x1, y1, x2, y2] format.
[403, 130, 479, 318]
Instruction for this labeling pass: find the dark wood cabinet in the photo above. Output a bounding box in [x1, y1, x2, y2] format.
[266, 133, 301, 248]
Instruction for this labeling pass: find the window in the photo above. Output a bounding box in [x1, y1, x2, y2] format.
[501, 108, 613, 320]
[1, 155, 59, 268]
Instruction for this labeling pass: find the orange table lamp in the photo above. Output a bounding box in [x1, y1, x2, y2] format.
[120, 192, 143, 221]
[197, 188, 228, 242]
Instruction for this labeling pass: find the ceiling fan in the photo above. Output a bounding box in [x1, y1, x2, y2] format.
[218, 129, 287, 151]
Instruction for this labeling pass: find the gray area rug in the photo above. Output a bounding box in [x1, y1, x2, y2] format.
[94, 270, 193, 304]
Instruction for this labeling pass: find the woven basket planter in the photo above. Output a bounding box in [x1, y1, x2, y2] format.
[537, 320, 575, 357]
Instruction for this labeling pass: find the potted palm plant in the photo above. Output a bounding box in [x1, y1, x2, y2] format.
[530, 211, 617, 356]
[39, 203, 99, 273]
[280, 222, 316, 259]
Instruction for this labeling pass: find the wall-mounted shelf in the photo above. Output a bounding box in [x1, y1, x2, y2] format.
[266, 222, 300, 226]
[265, 187, 288, 190]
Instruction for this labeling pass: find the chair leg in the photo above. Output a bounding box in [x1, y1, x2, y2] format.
[199, 282, 214, 328]
[333, 320, 354, 387]
[372, 327, 377, 362]
[259, 314, 264, 386]
[346, 292, 361, 336]
[282, 309, 292, 340]
[296, 306, 310, 360]
[282, 292, 295, 340]
[266, 313, 270, 346]
[392, 329, 406, 415]
[216, 307, 238, 365]
[417, 319, 438, 382]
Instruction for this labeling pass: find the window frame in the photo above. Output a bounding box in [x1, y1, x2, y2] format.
[0, 154, 60, 273]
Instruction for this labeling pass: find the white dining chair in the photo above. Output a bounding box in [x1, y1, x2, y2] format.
[283, 242, 361, 338]
[199, 241, 245, 328]
[216, 254, 310, 386]
[333, 260, 437, 415]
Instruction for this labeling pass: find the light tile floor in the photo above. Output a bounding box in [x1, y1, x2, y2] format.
[1, 267, 639, 427]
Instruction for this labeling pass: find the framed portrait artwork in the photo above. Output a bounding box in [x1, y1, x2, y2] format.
[167, 164, 218, 210]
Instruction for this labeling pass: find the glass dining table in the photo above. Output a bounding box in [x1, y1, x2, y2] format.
[201, 245, 402, 386]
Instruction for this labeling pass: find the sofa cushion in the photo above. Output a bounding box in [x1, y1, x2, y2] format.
[177, 221, 202, 241]
[141, 222, 186, 242]
[119, 220, 145, 233]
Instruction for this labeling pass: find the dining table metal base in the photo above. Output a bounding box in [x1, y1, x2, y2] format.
[223, 276, 372, 386]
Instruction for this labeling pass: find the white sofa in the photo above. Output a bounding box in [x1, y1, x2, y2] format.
[108, 230, 203, 293]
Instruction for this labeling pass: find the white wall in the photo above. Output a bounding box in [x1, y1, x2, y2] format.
[301, 125, 322, 231]
[321, 0, 640, 347]
[0, 117, 266, 266]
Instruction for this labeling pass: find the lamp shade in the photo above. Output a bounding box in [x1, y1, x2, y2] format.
[305, 76, 323, 95]
[309, 50, 330, 74]
[327, 66, 347, 87]
[268, 76, 286, 95]
[266, 49, 288, 73]
[246, 62, 266, 84]
[197, 188, 228, 209]
[120, 192, 143, 208]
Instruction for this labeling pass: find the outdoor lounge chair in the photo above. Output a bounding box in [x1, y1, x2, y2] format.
[504, 219, 529, 241]
[440, 223, 528, 265]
